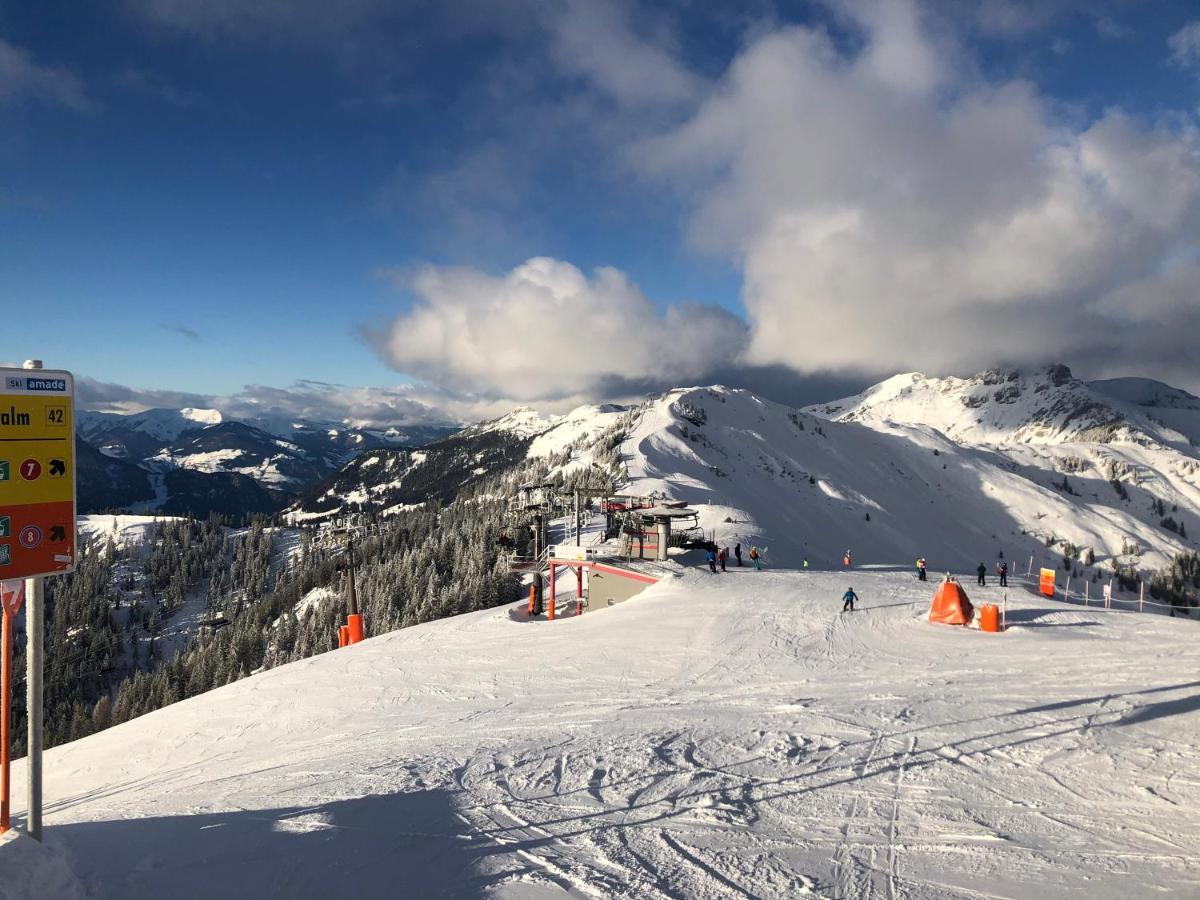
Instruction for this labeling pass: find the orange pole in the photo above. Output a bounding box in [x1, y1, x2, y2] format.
[346, 614, 364, 644]
[576, 567, 583, 599]
[338, 625, 349, 648]
[1, 611, 10, 833]
[548, 564, 556, 621]
[528, 584, 536, 617]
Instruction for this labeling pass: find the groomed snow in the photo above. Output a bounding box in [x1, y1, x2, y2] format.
[3, 565, 1198, 898]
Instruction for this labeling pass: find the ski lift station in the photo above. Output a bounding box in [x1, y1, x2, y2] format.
[621, 504, 701, 562]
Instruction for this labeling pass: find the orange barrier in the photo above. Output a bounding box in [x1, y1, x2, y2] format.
[338, 625, 349, 648]
[346, 614, 364, 645]
[929, 579, 974, 625]
[1039, 568, 1056, 598]
[979, 603, 1000, 633]
[528, 584, 536, 617]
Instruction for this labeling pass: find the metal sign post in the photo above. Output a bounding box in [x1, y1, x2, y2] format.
[26, 576, 42, 841]
[0, 361, 76, 841]
[0, 579, 24, 834]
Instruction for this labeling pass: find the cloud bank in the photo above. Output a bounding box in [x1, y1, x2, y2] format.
[631, 1, 1200, 389]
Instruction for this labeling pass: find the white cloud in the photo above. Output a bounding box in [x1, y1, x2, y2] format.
[544, 0, 704, 108]
[1169, 20, 1200, 69]
[630, 8, 1200, 390]
[0, 38, 92, 110]
[368, 257, 748, 401]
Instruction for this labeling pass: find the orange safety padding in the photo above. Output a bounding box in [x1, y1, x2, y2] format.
[1039, 567, 1056, 598]
[347, 614, 364, 644]
[928, 580, 974, 626]
[338, 625, 349, 648]
[979, 603, 1000, 633]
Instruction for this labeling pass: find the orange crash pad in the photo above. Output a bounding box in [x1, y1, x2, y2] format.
[929, 580, 974, 626]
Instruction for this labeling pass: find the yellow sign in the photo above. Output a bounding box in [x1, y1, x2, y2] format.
[0, 368, 76, 579]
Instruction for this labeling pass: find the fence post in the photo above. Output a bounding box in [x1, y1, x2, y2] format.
[1027, 554, 1034, 577]
[1002, 593, 1007, 632]
[1107, 579, 1113, 609]
[1084, 580, 1089, 606]
[1065, 576, 1070, 602]
[1139, 580, 1144, 613]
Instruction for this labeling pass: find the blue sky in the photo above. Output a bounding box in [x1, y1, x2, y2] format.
[2, 1, 1199, 423]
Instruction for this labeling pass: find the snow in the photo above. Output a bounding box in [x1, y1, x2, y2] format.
[180, 407, 223, 427]
[612, 384, 1194, 571]
[294, 585, 337, 618]
[527, 403, 628, 459]
[5, 565, 1199, 897]
[466, 406, 556, 440]
[77, 514, 181, 549]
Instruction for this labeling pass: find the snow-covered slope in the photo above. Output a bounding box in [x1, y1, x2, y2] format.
[619, 384, 1192, 571]
[791, 366, 1199, 569]
[6, 567, 1199, 898]
[289, 403, 630, 521]
[808, 365, 1200, 449]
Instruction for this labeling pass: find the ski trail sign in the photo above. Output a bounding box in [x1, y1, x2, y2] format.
[0, 369, 76, 579]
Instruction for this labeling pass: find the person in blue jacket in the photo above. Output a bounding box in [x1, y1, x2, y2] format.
[706, 548, 717, 574]
[842, 587, 858, 612]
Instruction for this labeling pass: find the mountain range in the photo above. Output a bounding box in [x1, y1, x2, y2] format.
[75, 365, 1200, 574]
[74, 408, 455, 517]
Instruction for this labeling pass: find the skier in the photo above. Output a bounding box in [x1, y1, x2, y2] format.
[843, 549, 853, 567]
[734, 543, 743, 567]
[976, 562, 987, 586]
[916, 557, 927, 581]
[749, 546, 761, 570]
[842, 586, 858, 612]
[718, 546, 728, 572]
[997, 558, 1008, 587]
[707, 548, 718, 574]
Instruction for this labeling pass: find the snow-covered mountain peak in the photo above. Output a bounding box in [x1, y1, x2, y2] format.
[463, 405, 557, 439]
[803, 364, 1197, 448]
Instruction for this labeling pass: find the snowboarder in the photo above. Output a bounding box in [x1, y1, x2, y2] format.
[916, 557, 927, 581]
[749, 546, 761, 570]
[734, 543, 743, 566]
[842, 587, 858, 612]
[997, 559, 1008, 587]
[718, 546, 728, 572]
[843, 549, 853, 567]
[707, 548, 718, 574]
[976, 562, 987, 586]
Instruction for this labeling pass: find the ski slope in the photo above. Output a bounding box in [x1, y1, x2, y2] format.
[4, 564, 1199, 898]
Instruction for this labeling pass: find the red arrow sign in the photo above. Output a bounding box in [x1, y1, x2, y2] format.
[0, 581, 24, 616]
